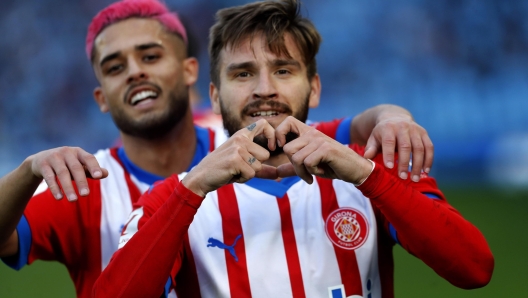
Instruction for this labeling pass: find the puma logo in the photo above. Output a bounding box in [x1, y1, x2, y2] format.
[207, 235, 242, 262]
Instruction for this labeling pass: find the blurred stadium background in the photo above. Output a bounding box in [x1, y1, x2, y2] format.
[0, 0, 526, 297]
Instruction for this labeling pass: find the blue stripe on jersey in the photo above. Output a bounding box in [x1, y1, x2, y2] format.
[1, 215, 31, 270]
[424, 193, 441, 200]
[388, 223, 400, 245]
[388, 193, 440, 244]
[245, 176, 301, 197]
[335, 117, 352, 145]
[188, 126, 211, 171]
[163, 277, 171, 298]
[117, 125, 210, 185]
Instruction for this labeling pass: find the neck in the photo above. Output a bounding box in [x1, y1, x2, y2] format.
[119, 109, 196, 178]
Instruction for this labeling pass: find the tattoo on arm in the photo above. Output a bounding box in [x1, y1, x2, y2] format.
[246, 123, 256, 131]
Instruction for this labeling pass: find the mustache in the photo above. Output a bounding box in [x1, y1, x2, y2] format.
[241, 100, 292, 115]
[123, 82, 162, 103]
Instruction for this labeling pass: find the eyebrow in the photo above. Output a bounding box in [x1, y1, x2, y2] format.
[99, 43, 164, 67]
[271, 59, 301, 69]
[226, 61, 256, 73]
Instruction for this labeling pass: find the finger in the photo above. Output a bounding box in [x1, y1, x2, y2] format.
[245, 154, 263, 173]
[254, 164, 279, 180]
[48, 158, 78, 201]
[422, 133, 434, 174]
[231, 158, 258, 184]
[363, 135, 380, 161]
[409, 133, 425, 182]
[40, 165, 63, 200]
[288, 141, 327, 183]
[395, 129, 411, 180]
[243, 119, 276, 151]
[77, 150, 106, 179]
[275, 116, 311, 147]
[245, 141, 272, 162]
[277, 163, 296, 178]
[64, 154, 90, 198]
[380, 129, 397, 170]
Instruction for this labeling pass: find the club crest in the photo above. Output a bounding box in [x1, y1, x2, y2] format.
[325, 208, 369, 250]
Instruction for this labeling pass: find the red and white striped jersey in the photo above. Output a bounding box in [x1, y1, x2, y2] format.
[2, 125, 219, 298]
[2, 120, 351, 298]
[109, 144, 487, 298]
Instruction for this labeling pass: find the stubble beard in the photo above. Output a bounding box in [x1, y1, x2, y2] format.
[111, 82, 190, 140]
[220, 93, 310, 156]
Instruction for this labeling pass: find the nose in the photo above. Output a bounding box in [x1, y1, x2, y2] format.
[253, 72, 277, 100]
[126, 58, 148, 84]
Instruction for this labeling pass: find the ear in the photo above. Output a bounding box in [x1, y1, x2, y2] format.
[308, 73, 321, 108]
[93, 87, 109, 113]
[209, 82, 221, 115]
[182, 57, 199, 86]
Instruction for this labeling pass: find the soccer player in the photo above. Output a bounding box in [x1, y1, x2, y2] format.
[93, 1, 494, 297]
[0, 1, 433, 297]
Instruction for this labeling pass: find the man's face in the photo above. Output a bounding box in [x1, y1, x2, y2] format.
[210, 33, 320, 153]
[92, 18, 197, 139]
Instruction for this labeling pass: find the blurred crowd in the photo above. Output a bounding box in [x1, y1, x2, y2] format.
[1, 0, 528, 186]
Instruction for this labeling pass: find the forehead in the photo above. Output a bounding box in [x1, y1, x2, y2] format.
[220, 33, 305, 68]
[94, 18, 176, 61]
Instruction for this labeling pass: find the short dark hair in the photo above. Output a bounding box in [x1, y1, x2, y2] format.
[208, 0, 321, 87]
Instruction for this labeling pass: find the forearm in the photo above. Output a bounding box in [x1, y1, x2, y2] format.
[93, 182, 204, 297]
[0, 157, 41, 250]
[358, 166, 494, 288]
[350, 104, 412, 145]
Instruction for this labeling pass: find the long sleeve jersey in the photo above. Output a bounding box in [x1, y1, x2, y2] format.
[93, 145, 494, 298]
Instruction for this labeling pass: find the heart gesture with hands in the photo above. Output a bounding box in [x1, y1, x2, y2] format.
[182, 117, 375, 198]
[276, 116, 374, 185]
[182, 119, 279, 197]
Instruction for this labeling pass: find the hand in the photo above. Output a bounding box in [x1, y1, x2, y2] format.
[364, 114, 433, 182]
[27, 147, 108, 201]
[182, 119, 278, 197]
[276, 116, 373, 185]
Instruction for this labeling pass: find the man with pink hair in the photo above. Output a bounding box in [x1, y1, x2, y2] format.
[0, 0, 432, 297]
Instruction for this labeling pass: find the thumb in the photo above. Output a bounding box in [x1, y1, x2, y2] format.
[363, 136, 379, 159]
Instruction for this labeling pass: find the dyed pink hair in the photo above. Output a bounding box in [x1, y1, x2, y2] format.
[86, 0, 187, 60]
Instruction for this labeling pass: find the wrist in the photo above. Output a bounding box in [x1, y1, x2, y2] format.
[181, 173, 207, 198]
[21, 156, 43, 183]
[353, 159, 375, 186]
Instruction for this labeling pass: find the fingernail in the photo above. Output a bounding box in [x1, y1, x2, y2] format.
[400, 172, 408, 180]
[386, 162, 394, 168]
[80, 188, 89, 196]
[425, 168, 430, 174]
[93, 171, 102, 178]
[277, 140, 282, 147]
[55, 193, 63, 200]
[68, 194, 78, 201]
[412, 175, 420, 182]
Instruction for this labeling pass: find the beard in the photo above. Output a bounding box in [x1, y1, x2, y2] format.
[220, 93, 310, 156]
[111, 82, 189, 140]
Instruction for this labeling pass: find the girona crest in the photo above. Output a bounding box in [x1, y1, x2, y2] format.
[325, 208, 369, 250]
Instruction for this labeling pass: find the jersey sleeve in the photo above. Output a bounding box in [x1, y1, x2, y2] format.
[1, 181, 92, 271]
[354, 147, 494, 289]
[312, 117, 352, 145]
[93, 175, 205, 298]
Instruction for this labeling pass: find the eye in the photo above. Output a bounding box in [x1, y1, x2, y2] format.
[143, 54, 160, 62]
[237, 72, 251, 78]
[106, 64, 123, 74]
[276, 69, 290, 75]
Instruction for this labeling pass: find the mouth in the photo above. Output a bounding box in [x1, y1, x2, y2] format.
[243, 101, 292, 121]
[250, 110, 280, 117]
[125, 84, 161, 106]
